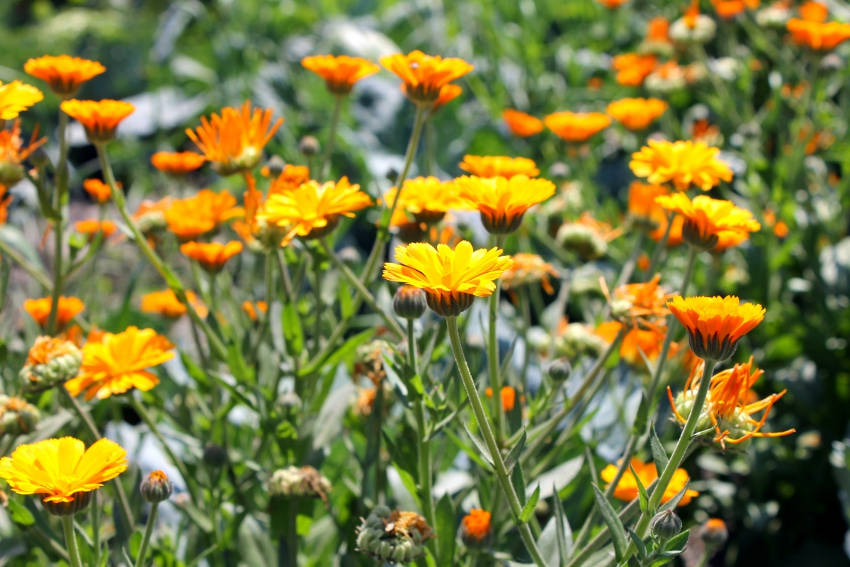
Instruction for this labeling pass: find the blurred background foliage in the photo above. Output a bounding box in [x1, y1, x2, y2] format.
[2, 0, 850, 565]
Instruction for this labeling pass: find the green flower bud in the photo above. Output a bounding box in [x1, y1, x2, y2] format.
[356, 506, 432, 563]
[140, 470, 173, 503]
[393, 286, 427, 320]
[651, 509, 682, 540]
[202, 443, 228, 467]
[0, 395, 39, 436]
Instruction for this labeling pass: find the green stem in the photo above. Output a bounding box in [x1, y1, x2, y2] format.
[0, 238, 50, 289]
[61, 515, 83, 567]
[646, 214, 673, 279]
[409, 319, 436, 547]
[614, 230, 645, 288]
[134, 501, 159, 567]
[488, 234, 506, 444]
[96, 144, 228, 361]
[47, 112, 70, 334]
[321, 94, 344, 178]
[446, 317, 547, 567]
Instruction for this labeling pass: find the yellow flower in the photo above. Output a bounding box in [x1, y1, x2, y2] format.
[185, 101, 283, 175]
[502, 110, 544, 138]
[140, 289, 208, 319]
[180, 240, 243, 272]
[667, 295, 765, 361]
[0, 81, 43, 120]
[256, 177, 372, 244]
[606, 97, 668, 131]
[455, 175, 555, 234]
[24, 55, 105, 98]
[0, 119, 46, 187]
[380, 51, 473, 104]
[164, 189, 243, 240]
[383, 177, 462, 224]
[60, 99, 135, 143]
[601, 458, 698, 506]
[382, 240, 513, 316]
[630, 139, 733, 191]
[458, 155, 540, 179]
[544, 111, 611, 142]
[301, 54, 380, 95]
[655, 193, 760, 249]
[65, 326, 175, 400]
[0, 437, 127, 514]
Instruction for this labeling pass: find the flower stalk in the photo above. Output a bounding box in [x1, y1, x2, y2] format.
[134, 501, 159, 567]
[61, 515, 84, 567]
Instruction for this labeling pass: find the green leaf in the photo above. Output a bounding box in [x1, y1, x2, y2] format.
[657, 484, 690, 514]
[281, 301, 304, 357]
[503, 428, 527, 474]
[338, 278, 354, 319]
[462, 423, 494, 468]
[630, 462, 650, 515]
[435, 494, 455, 566]
[650, 424, 668, 472]
[662, 529, 690, 553]
[6, 499, 33, 526]
[592, 484, 627, 561]
[520, 485, 540, 523]
[627, 528, 648, 560]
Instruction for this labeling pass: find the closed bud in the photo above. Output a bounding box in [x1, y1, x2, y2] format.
[140, 470, 173, 503]
[264, 155, 286, 177]
[546, 358, 572, 382]
[298, 136, 320, 157]
[700, 518, 728, 547]
[393, 286, 427, 319]
[202, 443, 228, 467]
[0, 395, 39, 436]
[650, 509, 682, 540]
[0, 161, 24, 187]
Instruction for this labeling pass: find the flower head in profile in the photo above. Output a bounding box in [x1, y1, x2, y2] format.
[256, 177, 372, 244]
[0, 81, 43, 120]
[787, 15, 850, 50]
[242, 300, 268, 322]
[461, 509, 492, 543]
[24, 55, 105, 98]
[485, 385, 517, 412]
[0, 437, 127, 515]
[606, 98, 668, 131]
[74, 219, 117, 239]
[601, 458, 698, 506]
[383, 240, 513, 317]
[630, 139, 733, 191]
[544, 111, 611, 142]
[383, 177, 462, 224]
[669, 356, 795, 448]
[302, 54, 379, 95]
[185, 101, 283, 175]
[24, 296, 84, 329]
[60, 99, 134, 143]
[0, 119, 46, 187]
[502, 109, 544, 137]
[458, 155, 540, 179]
[667, 295, 765, 361]
[500, 253, 559, 294]
[380, 51, 473, 104]
[180, 240, 243, 272]
[151, 151, 206, 175]
[596, 321, 673, 366]
[164, 189, 242, 240]
[65, 326, 175, 400]
[140, 289, 208, 319]
[612, 53, 658, 87]
[627, 181, 671, 235]
[655, 193, 760, 250]
[83, 178, 114, 203]
[455, 175, 555, 234]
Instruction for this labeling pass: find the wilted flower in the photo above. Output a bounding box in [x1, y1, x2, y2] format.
[24, 296, 84, 330]
[606, 97, 668, 131]
[461, 509, 491, 544]
[140, 470, 173, 503]
[19, 336, 82, 392]
[0, 81, 43, 120]
[0, 396, 39, 436]
[600, 458, 698, 506]
[644, 61, 688, 93]
[151, 151, 206, 175]
[555, 321, 608, 359]
[356, 506, 433, 563]
[455, 175, 555, 234]
[267, 466, 332, 501]
[180, 240, 243, 272]
[301, 54, 379, 95]
[500, 253, 559, 294]
[380, 51, 473, 104]
[667, 295, 765, 361]
[60, 99, 134, 143]
[140, 289, 208, 319]
[502, 110, 544, 137]
[544, 111, 612, 142]
[630, 139, 733, 191]
[655, 193, 760, 250]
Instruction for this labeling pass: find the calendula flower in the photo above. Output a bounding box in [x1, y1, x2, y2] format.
[164, 189, 242, 240]
[786, 18, 850, 50]
[0, 186, 10, 225]
[458, 155, 540, 179]
[74, 219, 117, 239]
[430, 84, 463, 112]
[180, 240, 243, 272]
[65, 326, 175, 400]
[82, 178, 113, 203]
[268, 164, 311, 196]
[0, 119, 46, 187]
[0, 81, 43, 120]
[485, 385, 517, 412]
[711, 0, 759, 19]
[60, 99, 134, 143]
[19, 336, 82, 392]
[461, 509, 492, 543]
[670, 356, 795, 448]
[302, 54, 380, 95]
[500, 253, 559, 294]
[24, 55, 105, 98]
[612, 53, 659, 87]
[606, 98, 668, 131]
[598, 321, 671, 365]
[380, 51, 473, 104]
[256, 177, 372, 244]
[601, 458, 698, 506]
[356, 506, 433, 563]
[0, 395, 40, 436]
[544, 111, 612, 142]
[150, 151, 206, 175]
[667, 295, 765, 361]
[0, 437, 127, 515]
[799, 1, 828, 22]
[185, 101, 283, 175]
[24, 296, 84, 329]
[628, 181, 670, 232]
[383, 241, 513, 317]
[383, 177, 462, 224]
[241, 300, 268, 322]
[455, 175, 555, 234]
[655, 193, 761, 250]
[502, 109, 544, 137]
[133, 197, 172, 234]
[630, 139, 733, 191]
[611, 274, 672, 323]
[140, 289, 208, 319]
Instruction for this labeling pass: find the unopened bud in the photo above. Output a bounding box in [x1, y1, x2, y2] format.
[650, 509, 682, 540]
[298, 136, 320, 157]
[393, 286, 427, 320]
[546, 358, 572, 382]
[202, 443, 228, 467]
[700, 518, 728, 547]
[140, 470, 173, 503]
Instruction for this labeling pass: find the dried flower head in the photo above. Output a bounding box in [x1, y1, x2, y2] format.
[267, 465, 332, 501]
[19, 336, 82, 392]
[500, 253, 559, 294]
[0, 395, 40, 436]
[24, 55, 105, 98]
[356, 505, 433, 563]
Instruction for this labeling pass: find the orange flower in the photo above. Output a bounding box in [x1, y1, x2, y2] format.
[0, 81, 43, 120]
[0, 119, 46, 187]
[0, 437, 127, 514]
[180, 240, 243, 272]
[383, 177, 463, 224]
[630, 139, 733, 191]
[669, 357, 795, 448]
[611, 53, 658, 87]
[667, 295, 765, 361]
[799, 1, 828, 22]
[596, 321, 672, 366]
[242, 300, 268, 321]
[614, 274, 671, 322]
[133, 197, 172, 234]
[458, 155, 540, 179]
[302, 54, 379, 95]
[150, 151, 206, 175]
[606, 98, 668, 131]
[786, 18, 850, 50]
[74, 219, 117, 238]
[597, 0, 630, 7]
[380, 51, 473, 104]
[164, 189, 242, 240]
[646, 17, 671, 43]
[65, 326, 175, 400]
[24, 55, 105, 98]
[500, 253, 559, 294]
[502, 109, 544, 137]
[0, 185, 10, 225]
[655, 193, 760, 250]
[711, 0, 759, 19]
[485, 385, 517, 412]
[628, 181, 669, 231]
[544, 111, 611, 142]
[268, 164, 311, 196]
[601, 458, 698, 506]
[185, 101, 283, 175]
[461, 509, 492, 542]
[455, 175, 555, 234]
[24, 296, 84, 329]
[60, 99, 134, 143]
[431, 84, 463, 112]
[140, 289, 208, 319]
[82, 178, 114, 203]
